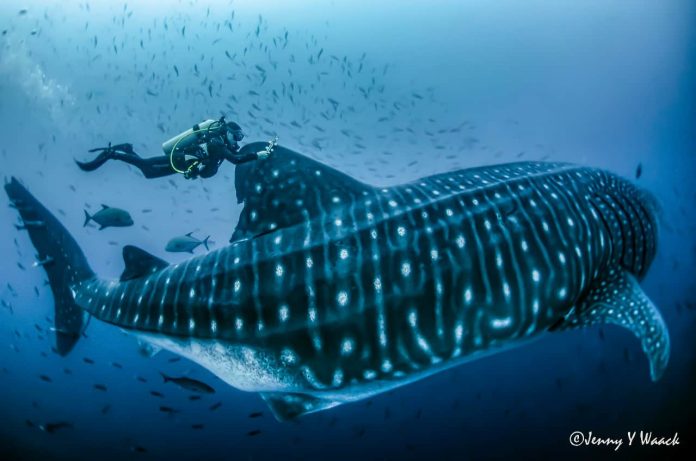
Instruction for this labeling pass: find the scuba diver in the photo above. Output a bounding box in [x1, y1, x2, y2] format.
[76, 117, 276, 179]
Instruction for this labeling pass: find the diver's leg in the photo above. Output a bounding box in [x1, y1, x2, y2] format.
[76, 148, 177, 179]
[76, 143, 137, 172]
[111, 153, 177, 178]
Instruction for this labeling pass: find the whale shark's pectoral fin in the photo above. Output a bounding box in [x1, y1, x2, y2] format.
[136, 339, 162, 358]
[260, 392, 341, 421]
[558, 268, 670, 381]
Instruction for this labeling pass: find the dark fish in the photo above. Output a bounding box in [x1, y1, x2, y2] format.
[136, 375, 147, 383]
[168, 357, 181, 363]
[160, 372, 215, 394]
[94, 384, 108, 391]
[248, 411, 263, 418]
[39, 374, 52, 383]
[111, 362, 123, 369]
[192, 423, 205, 430]
[247, 429, 262, 436]
[18, 9, 28, 15]
[635, 162, 643, 179]
[83, 357, 95, 364]
[209, 401, 222, 411]
[150, 391, 164, 398]
[188, 395, 201, 401]
[101, 404, 111, 415]
[84, 205, 133, 230]
[159, 406, 179, 414]
[131, 445, 147, 453]
[40, 422, 73, 433]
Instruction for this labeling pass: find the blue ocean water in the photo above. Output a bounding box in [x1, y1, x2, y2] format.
[1, 1, 695, 460]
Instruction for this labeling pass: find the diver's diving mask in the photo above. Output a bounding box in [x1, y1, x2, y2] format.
[225, 123, 244, 145]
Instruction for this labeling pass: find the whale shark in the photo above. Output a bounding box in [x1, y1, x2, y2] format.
[5, 142, 669, 420]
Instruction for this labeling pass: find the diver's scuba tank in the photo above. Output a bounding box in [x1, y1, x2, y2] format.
[162, 118, 227, 173]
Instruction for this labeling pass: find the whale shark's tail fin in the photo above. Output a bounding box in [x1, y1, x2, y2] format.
[5, 177, 95, 356]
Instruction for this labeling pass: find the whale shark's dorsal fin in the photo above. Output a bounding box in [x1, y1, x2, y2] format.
[557, 268, 670, 381]
[260, 392, 340, 421]
[120, 245, 169, 281]
[231, 143, 373, 243]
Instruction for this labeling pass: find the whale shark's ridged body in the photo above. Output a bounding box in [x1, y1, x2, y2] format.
[6, 144, 668, 420]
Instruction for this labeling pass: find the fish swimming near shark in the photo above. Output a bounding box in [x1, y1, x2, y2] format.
[159, 372, 215, 394]
[5, 142, 669, 421]
[84, 204, 134, 229]
[165, 232, 211, 254]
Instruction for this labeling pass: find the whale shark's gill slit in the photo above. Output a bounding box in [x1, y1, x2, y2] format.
[610, 188, 647, 277]
[604, 190, 635, 271]
[625, 196, 649, 276]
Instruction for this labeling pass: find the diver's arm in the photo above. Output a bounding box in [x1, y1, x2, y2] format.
[206, 137, 259, 165]
[224, 150, 261, 165]
[224, 138, 277, 164]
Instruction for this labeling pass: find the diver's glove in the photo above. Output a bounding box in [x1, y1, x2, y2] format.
[256, 135, 278, 160]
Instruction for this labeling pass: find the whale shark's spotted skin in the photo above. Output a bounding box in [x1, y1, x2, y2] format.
[8, 144, 667, 420]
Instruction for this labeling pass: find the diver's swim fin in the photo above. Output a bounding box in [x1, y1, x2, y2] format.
[76, 151, 112, 172]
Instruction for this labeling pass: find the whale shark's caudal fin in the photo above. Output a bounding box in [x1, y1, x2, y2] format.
[5, 177, 95, 356]
[557, 268, 670, 381]
[231, 143, 373, 243]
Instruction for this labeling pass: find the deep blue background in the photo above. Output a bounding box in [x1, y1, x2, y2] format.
[1, 1, 695, 460]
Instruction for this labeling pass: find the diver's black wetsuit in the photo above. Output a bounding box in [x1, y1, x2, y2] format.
[76, 123, 260, 179]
